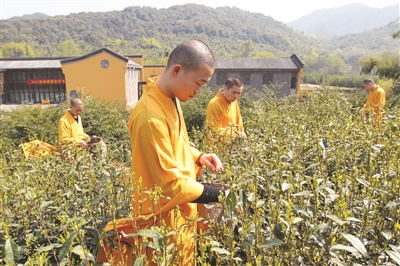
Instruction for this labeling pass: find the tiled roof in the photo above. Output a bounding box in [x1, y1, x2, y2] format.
[0, 57, 71, 70]
[61, 47, 142, 68]
[0, 48, 142, 70]
[216, 55, 303, 70]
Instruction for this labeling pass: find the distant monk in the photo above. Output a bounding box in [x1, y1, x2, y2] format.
[206, 77, 246, 143]
[58, 98, 106, 157]
[361, 78, 386, 127]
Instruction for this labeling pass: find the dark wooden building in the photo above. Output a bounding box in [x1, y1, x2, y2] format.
[208, 54, 304, 97]
[0, 57, 73, 104]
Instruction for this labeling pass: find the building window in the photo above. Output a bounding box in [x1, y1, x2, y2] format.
[262, 73, 273, 85]
[291, 72, 297, 89]
[217, 72, 227, 85]
[240, 73, 250, 85]
[2, 69, 66, 104]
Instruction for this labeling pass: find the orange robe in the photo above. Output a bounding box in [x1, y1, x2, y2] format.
[20, 140, 56, 159]
[363, 85, 386, 124]
[58, 110, 89, 145]
[206, 90, 244, 142]
[96, 76, 204, 265]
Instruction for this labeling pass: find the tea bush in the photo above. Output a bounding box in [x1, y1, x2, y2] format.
[1, 90, 399, 265]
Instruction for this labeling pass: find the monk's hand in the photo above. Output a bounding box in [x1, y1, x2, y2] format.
[79, 141, 87, 148]
[200, 153, 224, 173]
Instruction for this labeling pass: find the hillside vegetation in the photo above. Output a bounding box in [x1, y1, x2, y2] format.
[1, 90, 399, 265]
[1, 4, 398, 71]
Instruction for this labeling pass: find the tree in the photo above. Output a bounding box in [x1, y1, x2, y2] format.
[359, 32, 400, 94]
[325, 54, 347, 75]
[360, 54, 400, 80]
[141, 37, 160, 49]
[254, 51, 275, 58]
[239, 40, 255, 58]
[2, 42, 36, 58]
[60, 39, 81, 56]
[303, 46, 319, 70]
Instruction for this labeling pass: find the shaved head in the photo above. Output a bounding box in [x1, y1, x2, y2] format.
[166, 39, 215, 73]
[69, 98, 84, 117]
[70, 98, 83, 107]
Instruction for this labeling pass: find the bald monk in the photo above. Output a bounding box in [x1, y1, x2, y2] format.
[361, 78, 386, 127]
[58, 98, 90, 147]
[58, 98, 106, 157]
[206, 76, 246, 143]
[96, 39, 225, 265]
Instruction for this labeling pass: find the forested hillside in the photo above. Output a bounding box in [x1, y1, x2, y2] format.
[1, 4, 398, 74]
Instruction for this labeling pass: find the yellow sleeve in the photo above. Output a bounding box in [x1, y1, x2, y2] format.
[206, 102, 236, 138]
[372, 90, 386, 112]
[136, 115, 204, 203]
[58, 119, 84, 145]
[364, 88, 386, 114]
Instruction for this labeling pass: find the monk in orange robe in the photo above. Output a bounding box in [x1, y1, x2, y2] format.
[206, 77, 245, 143]
[361, 78, 386, 127]
[96, 39, 225, 265]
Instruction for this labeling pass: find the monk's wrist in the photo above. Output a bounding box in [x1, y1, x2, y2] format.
[196, 153, 205, 167]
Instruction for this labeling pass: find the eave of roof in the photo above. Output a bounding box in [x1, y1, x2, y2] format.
[61, 47, 141, 68]
[0, 59, 66, 70]
[215, 57, 302, 70]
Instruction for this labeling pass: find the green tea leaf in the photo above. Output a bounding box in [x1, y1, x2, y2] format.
[327, 214, 349, 226]
[225, 192, 237, 213]
[137, 229, 162, 240]
[74, 184, 82, 191]
[385, 250, 400, 265]
[38, 244, 54, 253]
[260, 238, 284, 248]
[331, 244, 359, 254]
[357, 151, 368, 164]
[386, 200, 400, 208]
[294, 206, 311, 218]
[314, 223, 329, 233]
[71, 245, 95, 261]
[58, 232, 77, 261]
[340, 232, 367, 257]
[293, 190, 313, 197]
[5, 238, 20, 264]
[329, 257, 347, 266]
[39, 200, 54, 210]
[356, 178, 369, 188]
[211, 247, 230, 255]
[381, 231, 392, 240]
[281, 182, 291, 192]
[345, 217, 362, 223]
[315, 182, 334, 192]
[134, 257, 144, 266]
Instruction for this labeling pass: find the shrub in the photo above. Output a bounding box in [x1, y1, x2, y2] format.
[1, 90, 399, 265]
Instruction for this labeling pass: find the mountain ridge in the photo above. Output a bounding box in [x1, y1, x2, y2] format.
[288, 3, 399, 37]
[1, 3, 398, 74]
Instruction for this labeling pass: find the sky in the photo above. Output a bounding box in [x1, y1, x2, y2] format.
[1, 0, 399, 23]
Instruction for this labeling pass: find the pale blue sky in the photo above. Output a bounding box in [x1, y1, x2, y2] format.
[1, 0, 399, 23]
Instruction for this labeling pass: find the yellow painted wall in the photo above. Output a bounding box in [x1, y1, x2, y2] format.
[142, 66, 165, 81]
[62, 51, 127, 104]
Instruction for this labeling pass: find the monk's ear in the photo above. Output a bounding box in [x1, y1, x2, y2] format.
[171, 65, 183, 77]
